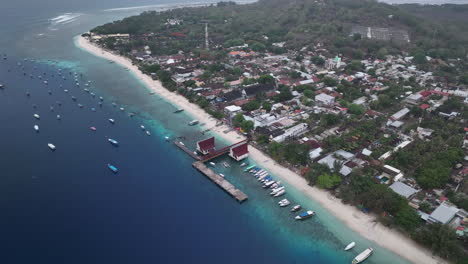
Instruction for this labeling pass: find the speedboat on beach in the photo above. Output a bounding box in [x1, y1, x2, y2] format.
[344, 242, 356, 251]
[352, 248, 373, 264]
[295, 211, 315, 220]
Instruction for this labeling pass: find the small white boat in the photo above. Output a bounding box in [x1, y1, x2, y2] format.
[295, 210, 315, 220]
[108, 118, 115, 124]
[291, 205, 301, 212]
[270, 186, 285, 196]
[219, 174, 225, 177]
[274, 189, 286, 197]
[47, 143, 56, 151]
[209, 162, 216, 166]
[120, 107, 124, 111]
[188, 120, 199, 126]
[165, 136, 170, 141]
[140, 125, 145, 130]
[352, 248, 373, 264]
[278, 199, 290, 207]
[146, 130, 151, 136]
[240, 163, 246, 167]
[56, 115, 61, 120]
[222, 162, 230, 168]
[34, 125, 39, 132]
[344, 242, 356, 251]
[33, 114, 40, 119]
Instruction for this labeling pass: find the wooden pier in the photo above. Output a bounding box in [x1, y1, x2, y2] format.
[173, 141, 201, 160]
[192, 161, 248, 203]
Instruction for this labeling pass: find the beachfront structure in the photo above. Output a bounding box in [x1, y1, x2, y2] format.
[428, 202, 460, 224]
[229, 143, 249, 161]
[272, 123, 309, 143]
[389, 182, 418, 199]
[224, 105, 242, 125]
[196, 137, 215, 155]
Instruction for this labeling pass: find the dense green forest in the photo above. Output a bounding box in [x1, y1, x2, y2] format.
[92, 0, 468, 59]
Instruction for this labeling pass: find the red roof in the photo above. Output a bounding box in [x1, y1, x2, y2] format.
[420, 104, 430, 110]
[464, 127, 468, 132]
[420, 91, 431, 97]
[231, 143, 248, 157]
[197, 137, 215, 152]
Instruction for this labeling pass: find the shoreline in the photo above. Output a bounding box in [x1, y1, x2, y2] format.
[75, 35, 446, 264]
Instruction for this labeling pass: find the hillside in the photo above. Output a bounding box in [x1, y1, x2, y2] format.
[91, 0, 468, 59]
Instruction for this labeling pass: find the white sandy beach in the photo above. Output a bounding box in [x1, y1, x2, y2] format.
[76, 36, 446, 264]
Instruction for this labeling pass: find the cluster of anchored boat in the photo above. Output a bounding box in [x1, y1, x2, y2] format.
[244, 165, 315, 220]
[2, 56, 158, 175]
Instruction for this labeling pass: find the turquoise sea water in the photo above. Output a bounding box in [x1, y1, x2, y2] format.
[0, 1, 413, 263]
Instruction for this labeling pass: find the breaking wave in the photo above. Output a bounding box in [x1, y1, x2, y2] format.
[48, 13, 82, 30]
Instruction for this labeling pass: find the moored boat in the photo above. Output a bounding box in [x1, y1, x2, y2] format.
[274, 189, 286, 197]
[47, 143, 56, 151]
[90, 126, 97, 131]
[352, 248, 373, 264]
[174, 108, 184, 113]
[188, 120, 199, 126]
[146, 130, 151, 136]
[108, 138, 119, 146]
[108, 118, 115, 124]
[278, 199, 290, 207]
[344, 242, 356, 251]
[33, 114, 40, 119]
[107, 164, 118, 173]
[291, 205, 301, 212]
[34, 125, 39, 132]
[209, 162, 216, 166]
[295, 210, 315, 220]
[244, 164, 256, 172]
[270, 186, 285, 196]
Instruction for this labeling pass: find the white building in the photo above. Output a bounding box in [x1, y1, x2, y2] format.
[272, 123, 308, 143]
[315, 93, 335, 105]
[428, 203, 459, 224]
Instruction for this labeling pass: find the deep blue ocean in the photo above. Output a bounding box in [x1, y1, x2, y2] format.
[0, 1, 420, 263]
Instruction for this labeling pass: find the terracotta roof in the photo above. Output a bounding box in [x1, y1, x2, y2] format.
[197, 137, 215, 152]
[231, 143, 248, 157]
[420, 104, 430, 110]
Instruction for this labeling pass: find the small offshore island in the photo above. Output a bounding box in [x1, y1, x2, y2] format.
[77, 0, 468, 263]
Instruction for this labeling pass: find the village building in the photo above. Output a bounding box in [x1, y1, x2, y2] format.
[315, 93, 335, 106]
[229, 143, 249, 161]
[427, 203, 460, 225]
[196, 137, 215, 155]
